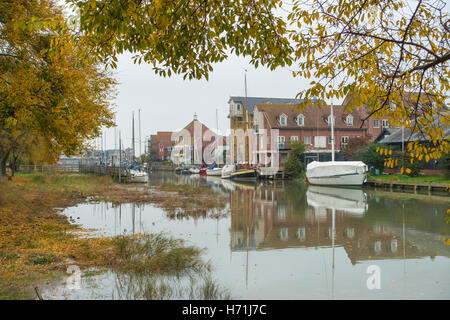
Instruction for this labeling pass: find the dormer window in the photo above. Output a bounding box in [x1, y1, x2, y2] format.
[279, 114, 287, 126]
[327, 115, 334, 126]
[297, 114, 304, 126]
[346, 115, 353, 126]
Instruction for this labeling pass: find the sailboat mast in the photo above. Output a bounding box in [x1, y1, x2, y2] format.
[139, 109, 142, 159]
[132, 110, 135, 164]
[244, 70, 248, 164]
[330, 102, 335, 162]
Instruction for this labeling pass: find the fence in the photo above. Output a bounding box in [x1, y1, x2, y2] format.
[18, 164, 80, 174]
[79, 163, 131, 182]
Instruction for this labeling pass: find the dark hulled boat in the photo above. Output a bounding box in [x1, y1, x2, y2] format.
[230, 168, 258, 180]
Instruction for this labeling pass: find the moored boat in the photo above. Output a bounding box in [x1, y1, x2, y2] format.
[189, 167, 200, 174]
[221, 164, 236, 179]
[306, 161, 367, 186]
[230, 168, 257, 180]
[174, 167, 183, 174]
[130, 169, 149, 183]
[206, 163, 222, 176]
[206, 167, 222, 176]
[305, 102, 367, 186]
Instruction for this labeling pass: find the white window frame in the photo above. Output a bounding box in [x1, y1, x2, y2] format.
[280, 228, 288, 241]
[327, 115, 334, 126]
[341, 136, 349, 144]
[373, 119, 379, 128]
[382, 119, 389, 128]
[290, 136, 298, 143]
[346, 115, 353, 126]
[304, 136, 311, 145]
[279, 114, 287, 126]
[297, 114, 304, 126]
[278, 136, 285, 149]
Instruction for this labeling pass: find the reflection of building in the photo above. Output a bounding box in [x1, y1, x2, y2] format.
[229, 183, 448, 264]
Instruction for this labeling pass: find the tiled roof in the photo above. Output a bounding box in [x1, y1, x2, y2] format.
[229, 96, 307, 115]
[256, 103, 366, 130]
[342, 91, 447, 113]
[181, 120, 211, 135]
[379, 113, 450, 144]
[155, 131, 174, 142]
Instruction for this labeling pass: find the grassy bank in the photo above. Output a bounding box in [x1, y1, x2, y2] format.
[368, 174, 450, 184]
[0, 173, 226, 299]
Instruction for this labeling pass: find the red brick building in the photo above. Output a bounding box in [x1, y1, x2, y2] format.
[253, 103, 368, 164]
[149, 131, 175, 161]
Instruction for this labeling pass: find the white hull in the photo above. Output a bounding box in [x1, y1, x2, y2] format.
[189, 168, 200, 174]
[306, 161, 367, 186]
[130, 173, 148, 183]
[221, 164, 236, 179]
[206, 168, 222, 176]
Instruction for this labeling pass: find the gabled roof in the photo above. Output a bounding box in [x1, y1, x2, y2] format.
[256, 103, 366, 130]
[229, 96, 307, 115]
[181, 119, 211, 135]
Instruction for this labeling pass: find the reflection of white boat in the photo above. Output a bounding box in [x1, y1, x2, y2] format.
[221, 164, 236, 179]
[130, 169, 148, 183]
[306, 186, 368, 216]
[306, 161, 368, 186]
[206, 167, 222, 176]
[220, 178, 236, 191]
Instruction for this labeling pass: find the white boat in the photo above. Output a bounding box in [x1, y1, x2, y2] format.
[130, 169, 148, 183]
[189, 167, 200, 174]
[306, 161, 367, 186]
[221, 164, 236, 179]
[305, 102, 367, 186]
[206, 167, 222, 176]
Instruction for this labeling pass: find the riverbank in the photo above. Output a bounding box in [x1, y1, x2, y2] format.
[367, 174, 450, 184]
[0, 173, 226, 299]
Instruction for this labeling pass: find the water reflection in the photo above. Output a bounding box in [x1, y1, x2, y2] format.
[229, 181, 449, 264]
[54, 171, 449, 299]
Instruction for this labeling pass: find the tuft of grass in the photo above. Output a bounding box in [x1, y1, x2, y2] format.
[198, 275, 232, 300]
[114, 233, 204, 275]
[27, 253, 56, 265]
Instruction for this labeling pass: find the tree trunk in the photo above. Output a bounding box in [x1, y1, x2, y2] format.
[0, 150, 10, 178]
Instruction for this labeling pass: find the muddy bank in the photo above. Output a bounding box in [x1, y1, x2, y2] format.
[0, 173, 227, 299]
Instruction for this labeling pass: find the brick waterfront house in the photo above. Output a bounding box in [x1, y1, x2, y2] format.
[253, 103, 368, 165]
[228, 96, 305, 163]
[149, 131, 174, 161]
[172, 115, 225, 165]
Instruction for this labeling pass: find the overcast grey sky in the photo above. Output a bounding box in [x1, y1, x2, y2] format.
[103, 52, 312, 153]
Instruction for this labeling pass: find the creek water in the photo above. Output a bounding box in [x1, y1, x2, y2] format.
[42, 171, 450, 299]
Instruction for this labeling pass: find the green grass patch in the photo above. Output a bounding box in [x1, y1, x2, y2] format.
[27, 253, 56, 265]
[114, 233, 204, 275]
[368, 174, 450, 184]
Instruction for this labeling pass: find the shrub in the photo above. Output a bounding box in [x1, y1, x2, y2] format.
[284, 141, 306, 177]
[356, 143, 386, 172]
